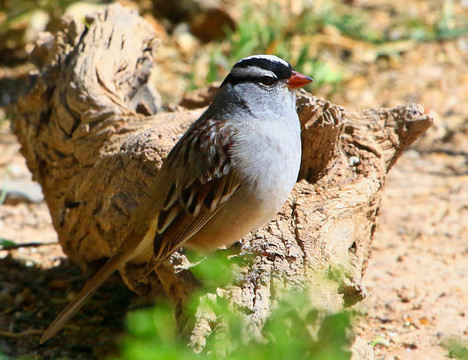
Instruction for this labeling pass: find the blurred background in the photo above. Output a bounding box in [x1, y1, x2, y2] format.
[1, 0, 467, 111]
[0, 0, 467, 359]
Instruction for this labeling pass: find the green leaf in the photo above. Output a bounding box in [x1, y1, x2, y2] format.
[370, 336, 390, 347]
[0, 238, 16, 248]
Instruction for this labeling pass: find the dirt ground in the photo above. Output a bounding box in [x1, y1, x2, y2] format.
[357, 150, 468, 360]
[1, 1, 468, 359]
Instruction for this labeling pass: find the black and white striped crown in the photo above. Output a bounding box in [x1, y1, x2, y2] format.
[222, 54, 293, 86]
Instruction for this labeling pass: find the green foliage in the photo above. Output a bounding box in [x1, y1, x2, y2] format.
[200, 1, 342, 94]
[0, 0, 70, 35]
[433, 0, 468, 41]
[120, 303, 195, 360]
[223, 4, 285, 61]
[0, 0, 111, 51]
[0, 238, 16, 248]
[115, 292, 353, 360]
[0, 185, 6, 206]
[112, 252, 354, 360]
[442, 337, 468, 360]
[296, 0, 468, 43]
[370, 336, 390, 348]
[198, 0, 468, 94]
[398, 0, 468, 43]
[185, 249, 239, 290]
[295, 2, 380, 44]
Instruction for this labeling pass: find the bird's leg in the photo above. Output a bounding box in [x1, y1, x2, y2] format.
[138, 256, 161, 282]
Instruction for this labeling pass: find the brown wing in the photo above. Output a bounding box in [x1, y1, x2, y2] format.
[151, 116, 240, 262]
[41, 115, 239, 343]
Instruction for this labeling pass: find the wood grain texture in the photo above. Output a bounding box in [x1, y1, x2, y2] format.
[10, 4, 432, 356]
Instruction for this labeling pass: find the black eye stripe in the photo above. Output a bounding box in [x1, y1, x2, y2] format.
[221, 74, 278, 87]
[234, 58, 292, 80]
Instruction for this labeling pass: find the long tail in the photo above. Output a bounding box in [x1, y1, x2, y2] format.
[40, 252, 130, 344]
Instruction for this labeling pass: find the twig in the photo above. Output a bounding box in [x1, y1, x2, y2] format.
[0, 242, 59, 251]
[0, 329, 43, 338]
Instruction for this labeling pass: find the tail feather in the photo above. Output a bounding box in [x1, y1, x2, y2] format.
[40, 253, 129, 344]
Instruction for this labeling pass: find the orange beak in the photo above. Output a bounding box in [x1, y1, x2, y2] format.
[286, 70, 313, 89]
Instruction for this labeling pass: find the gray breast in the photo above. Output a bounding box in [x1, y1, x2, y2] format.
[231, 113, 301, 208]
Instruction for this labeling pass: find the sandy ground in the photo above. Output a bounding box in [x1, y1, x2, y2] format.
[357, 149, 468, 360]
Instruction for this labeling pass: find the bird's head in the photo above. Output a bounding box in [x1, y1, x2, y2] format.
[216, 54, 313, 114]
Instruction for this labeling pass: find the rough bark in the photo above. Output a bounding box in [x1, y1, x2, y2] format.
[10, 4, 432, 357]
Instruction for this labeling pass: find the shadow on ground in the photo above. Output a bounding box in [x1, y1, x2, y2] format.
[0, 255, 137, 359]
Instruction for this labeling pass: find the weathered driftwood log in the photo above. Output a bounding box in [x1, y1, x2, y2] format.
[11, 4, 432, 356]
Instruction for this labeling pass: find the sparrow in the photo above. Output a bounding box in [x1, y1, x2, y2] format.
[40, 54, 313, 343]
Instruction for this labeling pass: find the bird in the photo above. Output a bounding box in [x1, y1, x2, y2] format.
[40, 54, 313, 343]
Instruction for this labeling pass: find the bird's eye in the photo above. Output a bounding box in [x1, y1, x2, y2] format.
[258, 76, 276, 86]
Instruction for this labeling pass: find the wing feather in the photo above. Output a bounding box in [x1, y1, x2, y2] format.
[154, 173, 240, 259]
[150, 115, 239, 264]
